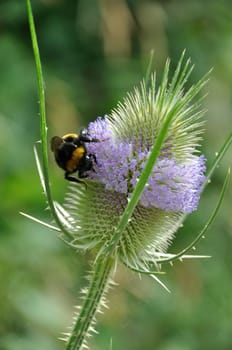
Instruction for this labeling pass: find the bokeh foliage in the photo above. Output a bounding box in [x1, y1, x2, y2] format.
[0, 1, 231, 349]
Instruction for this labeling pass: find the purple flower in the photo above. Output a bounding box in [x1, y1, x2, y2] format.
[86, 117, 206, 214]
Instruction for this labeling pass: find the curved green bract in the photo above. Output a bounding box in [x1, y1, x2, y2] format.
[26, 0, 72, 240]
[204, 132, 232, 190]
[156, 168, 230, 264]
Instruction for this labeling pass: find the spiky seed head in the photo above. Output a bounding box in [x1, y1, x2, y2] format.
[64, 55, 207, 269]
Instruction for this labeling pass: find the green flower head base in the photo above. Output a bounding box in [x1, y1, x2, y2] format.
[64, 58, 207, 268]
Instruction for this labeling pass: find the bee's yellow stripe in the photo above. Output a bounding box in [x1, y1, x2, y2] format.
[62, 133, 78, 140]
[66, 146, 85, 172]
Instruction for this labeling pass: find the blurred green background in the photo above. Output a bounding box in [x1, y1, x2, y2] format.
[0, 0, 231, 349]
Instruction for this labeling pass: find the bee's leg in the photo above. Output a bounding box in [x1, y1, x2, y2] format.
[65, 171, 87, 189]
[88, 153, 97, 164]
[78, 171, 88, 179]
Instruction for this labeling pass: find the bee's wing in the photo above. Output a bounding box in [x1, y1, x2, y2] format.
[51, 136, 63, 153]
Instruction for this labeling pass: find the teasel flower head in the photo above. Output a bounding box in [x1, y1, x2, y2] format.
[63, 54, 207, 271]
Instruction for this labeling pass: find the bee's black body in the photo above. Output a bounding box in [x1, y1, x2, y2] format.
[51, 128, 99, 184]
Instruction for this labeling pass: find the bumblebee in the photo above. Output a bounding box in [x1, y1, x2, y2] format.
[51, 128, 99, 184]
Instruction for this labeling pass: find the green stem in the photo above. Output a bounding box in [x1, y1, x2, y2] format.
[26, 0, 72, 240]
[66, 257, 114, 350]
